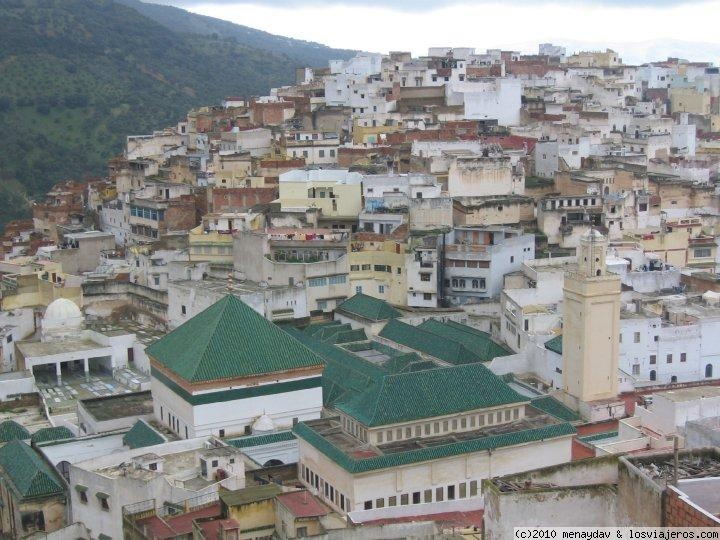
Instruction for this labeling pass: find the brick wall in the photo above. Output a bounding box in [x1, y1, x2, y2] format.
[664, 486, 720, 527]
[210, 187, 278, 212]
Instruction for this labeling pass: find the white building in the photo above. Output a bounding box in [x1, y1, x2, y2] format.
[148, 295, 325, 439]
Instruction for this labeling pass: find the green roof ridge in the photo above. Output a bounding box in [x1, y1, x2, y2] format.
[545, 334, 563, 355]
[0, 420, 30, 443]
[419, 319, 511, 361]
[226, 431, 296, 448]
[530, 396, 581, 422]
[379, 319, 482, 364]
[147, 295, 324, 383]
[31, 426, 75, 445]
[336, 293, 402, 321]
[0, 440, 64, 500]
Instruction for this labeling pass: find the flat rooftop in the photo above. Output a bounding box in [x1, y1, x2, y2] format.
[656, 387, 720, 403]
[629, 449, 720, 486]
[80, 391, 154, 421]
[304, 407, 564, 461]
[17, 339, 110, 358]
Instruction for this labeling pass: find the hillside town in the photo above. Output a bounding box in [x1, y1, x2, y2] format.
[2, 45, 720, 538]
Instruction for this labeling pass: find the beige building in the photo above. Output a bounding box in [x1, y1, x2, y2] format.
[563, 230, 621, 403]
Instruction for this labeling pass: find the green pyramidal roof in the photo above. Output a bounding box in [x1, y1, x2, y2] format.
[0, 440, 64, 500]
[146, 295, 324, 383]
[336, 293, 402, 321]
[123, 420, 166, 449]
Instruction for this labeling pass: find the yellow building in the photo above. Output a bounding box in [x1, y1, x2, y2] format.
[220, 484, 282, 540]
[348, 233, 408, 306]
[188, 212, 264, 264]
[624, 218, 717, 269]
[0, 261, 83, 310]
[669, 88, 711, 115]
[563, 229, 621, 403]
[352, 120, 401, 145]
[277, 169, 363, 228]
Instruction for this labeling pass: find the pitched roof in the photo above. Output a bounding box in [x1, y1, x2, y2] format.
[0, 420, 30, 443]
[545, 334, 563, 355]
[226, 431, 296, 448]
[530, 396, 581, 422]
[335, 293, 402, 321]
[219, 484, 282, 507]
[336, 362, 527, 427]
[379, 319, 483, 364]
[146, 295, 324, 383]
[0, 440, 64, 500]
[417, 319, 511, 362]
[31, 426, 75, 445]
[294, 421, 575, 473]
[276, 491, 329, 518]
[123, 420, 166, 449]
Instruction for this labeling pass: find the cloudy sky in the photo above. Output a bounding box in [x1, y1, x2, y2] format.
[151, 0, 720, 64]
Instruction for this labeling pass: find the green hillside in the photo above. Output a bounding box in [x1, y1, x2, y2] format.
[0, 0, 354, 230]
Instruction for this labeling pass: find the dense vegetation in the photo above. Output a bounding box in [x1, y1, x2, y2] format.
[0, 0, 354, 230]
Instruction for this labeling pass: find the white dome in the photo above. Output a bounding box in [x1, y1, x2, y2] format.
[42, 298, 83, 332]
[581, 228, 605, 241]
[252, 414, 275, 434]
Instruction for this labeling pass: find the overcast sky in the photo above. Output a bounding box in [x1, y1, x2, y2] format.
[151, 0, 720, 64]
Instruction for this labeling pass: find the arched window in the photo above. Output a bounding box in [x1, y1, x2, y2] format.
[706, 364, 713, 378]
[596, 270, 601, 276]
[649, 370, 656, 381]
[451, 278, 458, 287]
[472, 279, 479, 289]
[671, 375, 677, 383]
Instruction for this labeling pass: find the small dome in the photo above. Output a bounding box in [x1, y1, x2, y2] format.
[252, 414, 275, 434]
[581, 229, 605, 241]
[42, 298, 83, 333]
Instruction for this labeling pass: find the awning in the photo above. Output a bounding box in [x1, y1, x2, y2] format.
[74, 485, 88, 493]
[96, 492, 110, 499]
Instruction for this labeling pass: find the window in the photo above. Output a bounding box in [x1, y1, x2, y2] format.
[181, 305, 186, 315]
[308, 277, 327, 287]
[650, 370, 657, 381]
[350, 264, 359, 271]
[424, 489, 433, 503]
[412, 491, 421, 504]
[388, 496, 397, 506]
[319, 150, 325, 158]
[328, 275, 346, 285]
[524, 319, 529, 331]
[470, 480, 478, 496]
[650, 355, 657, 365]
[378, 285, 385, 294]
[420, 273, 431, 282]
[364, 500, 373, 510]
[435, 487, 444, 502]
[681, 353, 687, 362]
[78, 490, 88, 504]
[667, 354, 673, 364]
[377, 431, 383, 443]
[459, 483, 467, 498]
[423, 293, 432, 301]
[632, 364, 640, 375]
[6, 335, 12, 343]
[297, 527, 308, 537]
[330, 149, 336, 157]
[447, 485, 456, 500]
[694, 248, 712, 258]
[400, 494, 409, 505]
[634, 332, 640, 343]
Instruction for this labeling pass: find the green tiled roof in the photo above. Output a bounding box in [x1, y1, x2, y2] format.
[31, 426, 75, 445]
[294, 421, 575, 473]
[226, 431, 296, 448]
[418, 319, 511, 362]
[379, 319, 483, 364]
[0, 440, 64, 500]
[304, 322, 367, 345]
[530, 396, 581, 422]
[578, 431, 619, 443]
[146, 295, 324, 383]
[0, 420, 30, 443]
[545, 334, 563, 355]
[336, 293, 402, 321]
[123, 420, 165, 449]
[337, 362, 528, 427]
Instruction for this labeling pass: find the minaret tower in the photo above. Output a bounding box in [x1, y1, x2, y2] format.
[562, 229, 621, 402]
